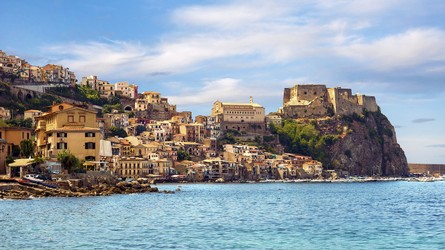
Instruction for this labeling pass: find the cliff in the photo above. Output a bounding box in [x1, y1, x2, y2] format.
[272, 110, 409, 176]
[326, 112, 409, 176]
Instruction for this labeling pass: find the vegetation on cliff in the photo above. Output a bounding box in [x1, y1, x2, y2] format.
[270, 120, 339, 165]
[268, 110, 408, 176]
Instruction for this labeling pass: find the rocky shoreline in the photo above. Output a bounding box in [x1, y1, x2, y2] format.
[2, 176, 443, 200]
[0, 179, 173, 200]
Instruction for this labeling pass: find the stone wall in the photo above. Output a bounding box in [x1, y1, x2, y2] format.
[221, 121, 266, 134]
[282, 84, 378, 118]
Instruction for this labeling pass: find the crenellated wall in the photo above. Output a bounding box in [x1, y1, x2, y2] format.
[282, 84, 378, 118]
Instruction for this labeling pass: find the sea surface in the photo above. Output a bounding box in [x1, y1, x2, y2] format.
[1, 181, 445, 249]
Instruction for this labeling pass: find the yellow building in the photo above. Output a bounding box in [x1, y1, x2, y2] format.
[178, 123, 204, 142]
[0, 126, 34, 174]
[35, 103, 101, 161]
[143, 91, 161, 104]
[117, 157, 151, 178]
[212, 97, 266, 133]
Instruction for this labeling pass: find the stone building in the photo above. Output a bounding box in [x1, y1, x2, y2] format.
[211, 97, 266, 133]
[281, 84, 378, 118]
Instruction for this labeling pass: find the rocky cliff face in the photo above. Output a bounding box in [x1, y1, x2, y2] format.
[325, 112, 408, 176]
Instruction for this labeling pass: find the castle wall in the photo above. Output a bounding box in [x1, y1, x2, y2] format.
[282, 101, 330, 118]
[358, 95, 378, 112]
[283, 88, 291, 106]
[290, 85, 327, 104]
[283, 84, 378, 118]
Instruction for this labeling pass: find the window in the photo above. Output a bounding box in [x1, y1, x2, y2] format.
[0, 132, 2, 139]
[85, 142, 96, 149]
[27, 133, 30, 140]
[57, 142, 67, 149]
[79, 115, 86, 123]
[85, 156, 95, 161]
[68, 115, 74, 123]
[85, 132, 95, 137]
[57, 132, 67, 138]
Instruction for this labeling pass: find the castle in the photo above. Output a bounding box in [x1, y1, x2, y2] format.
[280, 84, 378, 118]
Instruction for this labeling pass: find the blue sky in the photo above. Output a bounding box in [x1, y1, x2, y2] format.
[2, 0, 445, 164]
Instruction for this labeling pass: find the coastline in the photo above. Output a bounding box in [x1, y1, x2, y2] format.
[2, 176, 443, 200]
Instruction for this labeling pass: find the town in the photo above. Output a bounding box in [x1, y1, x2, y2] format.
[0, 49, 438, 190]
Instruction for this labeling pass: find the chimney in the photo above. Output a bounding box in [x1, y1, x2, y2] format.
[250, 96, 253, 104]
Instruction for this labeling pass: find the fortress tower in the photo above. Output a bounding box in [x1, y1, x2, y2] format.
[281, 84, 378, 118]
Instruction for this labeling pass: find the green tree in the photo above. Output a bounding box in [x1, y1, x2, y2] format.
[57, 150, 81, 173]
[109, 126, 128, 138]
[177, 150, 191, 161]
[20, 139, 34, 157]
[135, 125, 146, 136]
[5, 118, 33, 128]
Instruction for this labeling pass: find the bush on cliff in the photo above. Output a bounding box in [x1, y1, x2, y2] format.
[269, 120, 339, 166]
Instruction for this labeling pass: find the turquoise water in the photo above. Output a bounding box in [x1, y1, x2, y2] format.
[1, 182, 445, 249]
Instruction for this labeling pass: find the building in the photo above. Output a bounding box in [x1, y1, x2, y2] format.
[265, 114, 282, 128]
[0, 107, 11, 120]
[35, 103, 101, 161]
[41, 64, 76, 85]
[281, 84, 378, 118]
[143, 91, 161, 104]
[24, 109, 43, 126]
[0, 126, 34, 174]
[302, 160, 323, 177]
[116, 157, 151, 178]
[178, 123, 204, 143]
[211, 97, 266, 133]
[134, 91, 178, 120]
[81, 75, 115, 97]
[116, 82, 138, 99]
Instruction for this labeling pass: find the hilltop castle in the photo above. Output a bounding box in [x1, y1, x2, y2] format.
[280, 84, 378, 118]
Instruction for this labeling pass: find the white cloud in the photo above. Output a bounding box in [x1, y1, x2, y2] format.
[42, 1, 445, 92]
[167, 78, 245, 105]
[172, 2, 292, 29]
[337, 28, 445, 71]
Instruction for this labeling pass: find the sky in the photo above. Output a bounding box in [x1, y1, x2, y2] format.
[1, 0, 445, 164]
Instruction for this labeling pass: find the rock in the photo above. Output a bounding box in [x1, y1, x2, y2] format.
[327, 112, 408, 176]
[130, 181, 141, 189]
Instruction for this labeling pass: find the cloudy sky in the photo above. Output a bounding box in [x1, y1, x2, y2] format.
[2, 0, 445, 164]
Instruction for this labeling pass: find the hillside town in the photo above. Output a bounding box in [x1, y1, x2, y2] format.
[0, 49, 436, 188]
[0, 50, 333, 184]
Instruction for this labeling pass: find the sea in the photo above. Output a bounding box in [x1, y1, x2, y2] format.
[1, 181, 444, 249]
